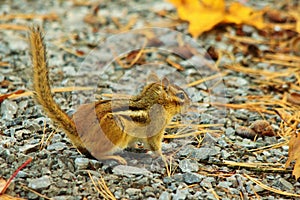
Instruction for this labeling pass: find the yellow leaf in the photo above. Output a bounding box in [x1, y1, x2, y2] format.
[169, 0, 225, 37]
[188, 11, 224, 38]
[224, 2, 265, 29]
[169, 0, 266, 37]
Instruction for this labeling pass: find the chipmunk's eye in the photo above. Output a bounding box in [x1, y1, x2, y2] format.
[176, 91, 186, 100]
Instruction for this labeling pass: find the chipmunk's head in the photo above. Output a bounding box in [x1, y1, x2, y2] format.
[141, 77, 190, 116]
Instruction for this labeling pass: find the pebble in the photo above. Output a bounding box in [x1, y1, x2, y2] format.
[190, 147, 220, 161]
[112, 165, 151, 176]
[183, 172, 204, 184]
[74, 157, 90, 169]
[126, 188, 141, 196]
[202, 133, 218, 146]
[1, 100, 18, 120]
[225, 127, 235, 136]
[178, 159, 199, 173]
[278, 178, 294, 190]
[173, 190, 187, 200]
[47, 142, 67, 151]
[159, 191, 171, 200]
[217, 181, 233, 189]
[63, 66, 77, 76]
[200, 177, 214, 188]
[221, 150, 231, 159]
[176, 145, 195, 157]
[253, 184, 264, 193]
[19, 143, 40, 154]
[235, 139, 257, 148]
[28, 175, 52, 190]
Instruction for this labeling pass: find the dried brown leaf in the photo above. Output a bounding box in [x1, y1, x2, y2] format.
[287, 92, 300, 105]
[249, 120, 276, 137]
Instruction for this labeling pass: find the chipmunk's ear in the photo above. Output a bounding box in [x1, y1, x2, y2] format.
[162, 77, 170, 90]
[147, 72, 160, 84]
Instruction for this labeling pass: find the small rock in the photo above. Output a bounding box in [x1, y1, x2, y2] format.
[1, 100, 18, 120]
[126, 188, 141, 196]
[176, 145, 195, 157]
[28, 175, 51, 190]
[228, 188, 240, 195]
[190, 147, 220, 161]
[202, 133, 217, 146]
[278, 178, 294, 190]
[74, 157, 90, 169]
[47, 142, 67, 151]
[253, 184, 264, 192]
[217, 181, 232, 189]
[221, 150, 231, 159]
[173, 188, 189, 200]
[15, 129, 31, 140]
[19, 143, 40, 154]
[200, 177, 215, 188]
[112, 165, 151, 176]
[235, 139, 257, 148]
[179, 159, 199, 172]
[159, 191, 171, 200]
[63, 66, 77, 76]
[142, 186, 154, 193]
[183, 172, 203, 184]
[225, 127, 235, 136]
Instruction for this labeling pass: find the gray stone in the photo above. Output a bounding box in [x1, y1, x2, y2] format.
[235, 139, 257, 148]
[202, 133, 218, 146]
[190, 147, 220, 161]
[217, 181, 232, 189]
[1, 99, 18, 120]
[126, 188, 141, 196]
[63, 66, 77, 76]
[253, 185, 264, 192]
[28, 175, 51, 190]
[142, 186, 154, 193]
[159, 191, 171, 200]
[173, 188, 189, 200]
[221, 150, 231, 159]
[176, 145, 195, 157]
[179, 159, 199, 172]
[200, 177, 215, 188]
[15, 129, 31, 140]
[183, 172, 203, 184]
[228, 188, 240, 195]
[74, 158, 90, 169]
[278, 178, 294, 190]
[47, 142, 67, 151]
[112, 165, 151, 176]
[217, 138, 228, 147]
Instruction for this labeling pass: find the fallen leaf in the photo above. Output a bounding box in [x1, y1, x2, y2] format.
[287, 92, 300, 105]
[169, 0, 224, 37]
[224, 2, 265, 29]
[286, 133, 300, 180]
[168, 0, 266, 37]
[249, 120, 276, 137]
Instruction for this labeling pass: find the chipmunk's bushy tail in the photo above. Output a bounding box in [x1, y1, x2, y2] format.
[29, 25, 87, 153]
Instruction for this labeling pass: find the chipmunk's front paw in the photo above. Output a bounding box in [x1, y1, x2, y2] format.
[101, 155, 127, 165]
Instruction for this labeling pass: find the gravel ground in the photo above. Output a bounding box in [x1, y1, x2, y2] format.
[0, 0, 299, 199]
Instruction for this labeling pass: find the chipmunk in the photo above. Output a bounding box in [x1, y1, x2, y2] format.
[29, 25, 190, 164]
